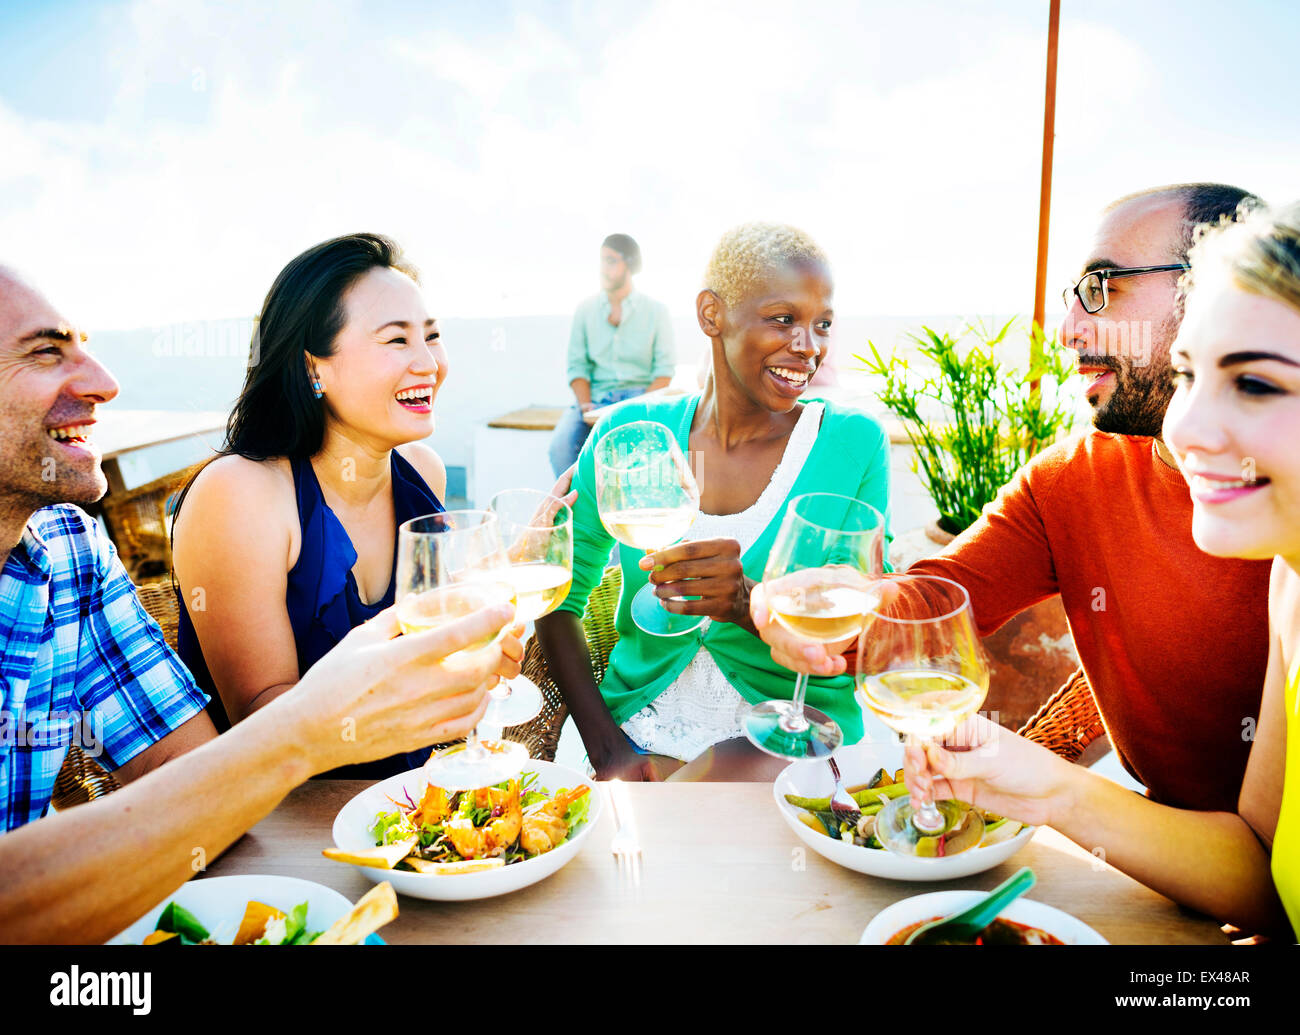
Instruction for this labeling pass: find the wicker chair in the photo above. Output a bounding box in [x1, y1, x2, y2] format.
[99, 463, 204, 583]
[1017, 667, 1106, 763]
[500, 565, 623, 761]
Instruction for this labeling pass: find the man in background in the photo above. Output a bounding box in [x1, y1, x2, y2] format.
[549, 233, 676, 475]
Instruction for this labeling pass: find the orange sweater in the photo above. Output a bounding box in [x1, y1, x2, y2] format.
[909, 431, 1270, 812]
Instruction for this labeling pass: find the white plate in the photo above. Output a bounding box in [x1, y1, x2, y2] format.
[860, 889, 1109, 944]
[774, 739, 1035, 881]
[329, 759, 601, 901]
[108, 874, 380, 945]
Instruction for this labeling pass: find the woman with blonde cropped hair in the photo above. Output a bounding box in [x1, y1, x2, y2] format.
[905, 201, 1300, 939]
[539, 222, 892, 782]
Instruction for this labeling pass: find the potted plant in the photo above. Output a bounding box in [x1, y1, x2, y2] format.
[860, 318, 1077, 537]
[858, 319, 1082, 731]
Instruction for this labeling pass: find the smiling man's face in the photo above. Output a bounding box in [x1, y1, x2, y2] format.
[1060, 195, 1187, 437]
[0, 267, 119, 515]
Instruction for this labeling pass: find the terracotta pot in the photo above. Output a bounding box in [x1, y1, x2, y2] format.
[908, 521, 1081, 734]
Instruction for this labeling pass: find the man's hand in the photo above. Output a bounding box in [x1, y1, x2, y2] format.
[284, 601, 516, 774]
[640, 538, 754, 629]
[749, 581, 852, 674]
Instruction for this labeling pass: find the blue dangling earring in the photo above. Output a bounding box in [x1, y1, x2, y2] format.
[311, 374, 324, 399]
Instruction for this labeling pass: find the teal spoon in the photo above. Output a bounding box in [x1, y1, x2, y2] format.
[903, 867, 1037, 945]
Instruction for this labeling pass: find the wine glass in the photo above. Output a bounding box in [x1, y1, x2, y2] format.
[395, 510, 528, 790]
[854, 574, 990, 856]
[741, 492, 885, 760]
[482, 488, 574, 727]
[594, 420, 705, 637]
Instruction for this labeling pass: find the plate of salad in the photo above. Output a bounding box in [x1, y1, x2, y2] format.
[107, 875, 392, 945]
[326, 759, 601, 901]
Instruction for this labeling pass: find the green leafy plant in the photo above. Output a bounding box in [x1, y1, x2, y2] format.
[858, 319, 1078, 536]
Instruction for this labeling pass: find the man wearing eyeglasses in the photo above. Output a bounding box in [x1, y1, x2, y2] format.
[752, 183, 1274, 816]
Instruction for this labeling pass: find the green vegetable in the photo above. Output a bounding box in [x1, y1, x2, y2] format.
[284, 902, 308, 944]
[563, 790, 592, 832]
[369, 810, 411, 847]
[784, 783, 910, 812]
[158, 901, 209, 943]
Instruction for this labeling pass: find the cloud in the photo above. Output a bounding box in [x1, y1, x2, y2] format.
[1, 0, 1294, 335]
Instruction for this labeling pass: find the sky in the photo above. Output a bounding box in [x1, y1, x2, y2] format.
[1, 0, 1297, 330]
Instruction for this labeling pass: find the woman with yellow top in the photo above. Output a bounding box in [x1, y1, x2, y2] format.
[903, 200, 1300, 939]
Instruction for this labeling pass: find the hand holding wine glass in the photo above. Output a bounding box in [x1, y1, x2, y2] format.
[855, 574, 991, 856]
[595, 420, 705, 637]
[395, 509, 527, 790]
[483, 488, 574, 727]
[741, 492, 885, 760]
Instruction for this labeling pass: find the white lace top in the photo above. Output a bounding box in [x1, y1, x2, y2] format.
[618, 402, 825, 761]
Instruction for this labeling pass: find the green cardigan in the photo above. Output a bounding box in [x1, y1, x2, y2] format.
[557, 393, 892, 743]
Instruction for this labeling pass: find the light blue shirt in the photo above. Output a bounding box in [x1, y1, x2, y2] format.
[565, 290, 676, 399]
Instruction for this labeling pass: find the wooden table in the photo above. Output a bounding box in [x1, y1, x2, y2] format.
[205, 782, 1227, 945]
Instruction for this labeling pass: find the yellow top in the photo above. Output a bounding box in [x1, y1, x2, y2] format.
[1273, 658, 1300, 940]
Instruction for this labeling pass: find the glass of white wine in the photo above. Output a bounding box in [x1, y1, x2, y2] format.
[742, 492, 885, 760]
[483, 488, 574, 727]
[855, 574, 990, 856]
[395, 509, 528, 790]
[594, 420, 704, 638]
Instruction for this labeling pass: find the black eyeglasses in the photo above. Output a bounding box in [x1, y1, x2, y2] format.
[1062, 264, 1190, 314]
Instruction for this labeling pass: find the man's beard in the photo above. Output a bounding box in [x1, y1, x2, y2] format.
[1090, 357, 1175, 437]
[1086, 311, 1179, 438]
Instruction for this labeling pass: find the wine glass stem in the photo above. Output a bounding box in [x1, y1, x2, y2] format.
[912, 736, 946, 833]
[780, 673, 811, 734]
[644, 549, 663, 610]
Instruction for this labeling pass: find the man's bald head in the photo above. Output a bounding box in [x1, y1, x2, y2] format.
[1104, 183, 1261, 264]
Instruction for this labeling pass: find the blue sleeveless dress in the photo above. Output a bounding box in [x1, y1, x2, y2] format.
[177, 451, 445, 779]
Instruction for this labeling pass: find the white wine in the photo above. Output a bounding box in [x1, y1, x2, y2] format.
[396, 582, 516, 661]
[765, 566, 877, 643]
[859, 669, 987, 738]
[599, 505, 696, 551]
[506, 562, 572, 622]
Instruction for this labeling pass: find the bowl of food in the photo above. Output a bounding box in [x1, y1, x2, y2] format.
[773, 739, 1035, 881]
[861, 889, 1108, 945]
[327, 758, 601, 901]
[108, 875, 395, 945]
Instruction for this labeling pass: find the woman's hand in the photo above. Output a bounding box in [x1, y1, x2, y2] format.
[902, 714, 1075, 828]
[748, 581, 853, 674]
[639, 538, 755, 630]
[495, 621, 526, 682]
[591, 740, 680, 782]
[283, 601, 515, 775]
[549, 465, 580, 509]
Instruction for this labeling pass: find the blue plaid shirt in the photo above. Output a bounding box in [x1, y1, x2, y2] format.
[0, 505, 208, 832]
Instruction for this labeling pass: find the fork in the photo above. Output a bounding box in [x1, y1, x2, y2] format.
[608, 780, 642, 889]
[828, 756, 862, 832]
